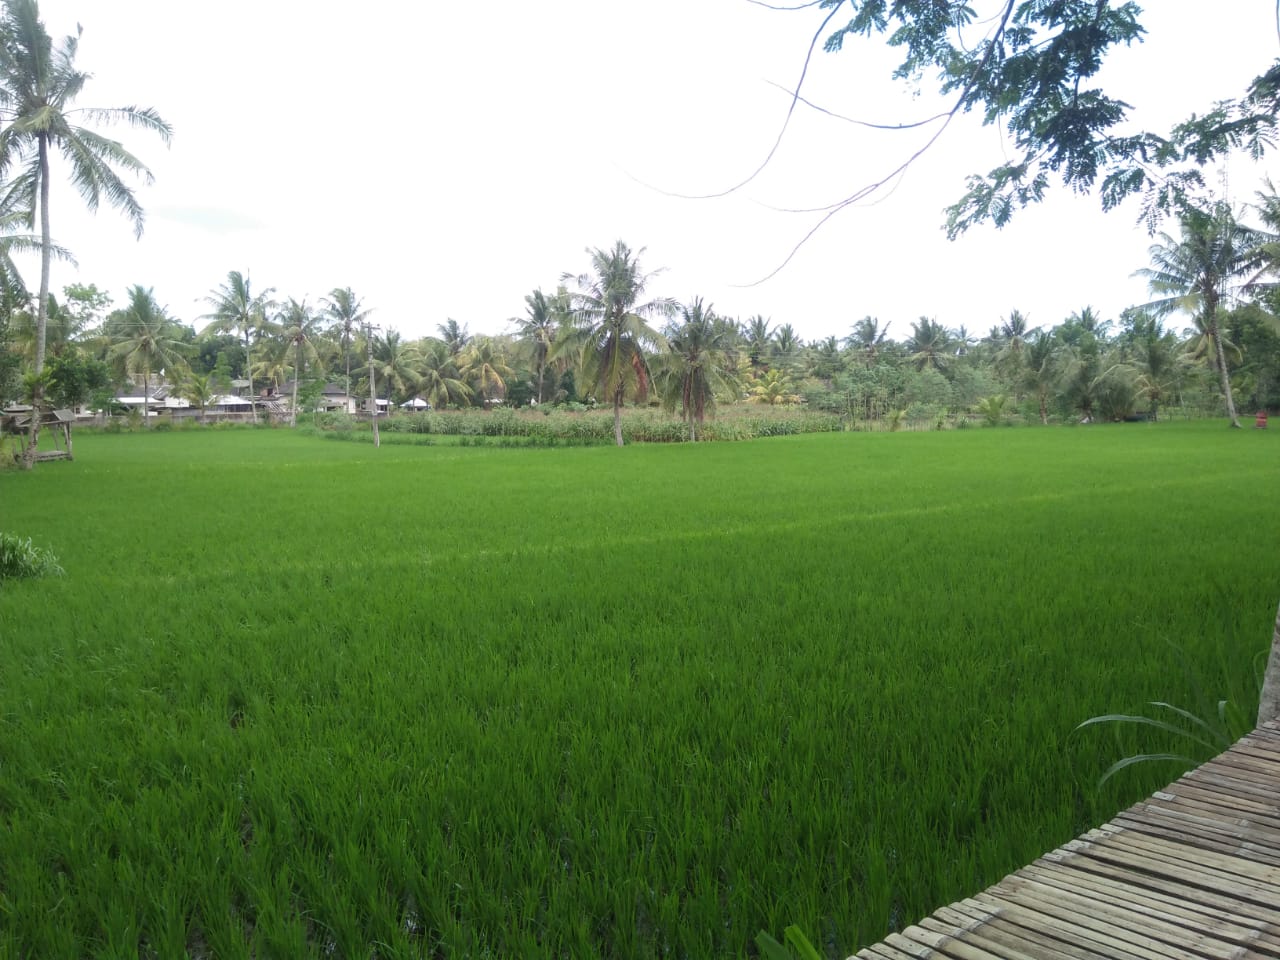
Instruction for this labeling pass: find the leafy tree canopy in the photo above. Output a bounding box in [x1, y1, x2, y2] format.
[811, 1, 1280, 235]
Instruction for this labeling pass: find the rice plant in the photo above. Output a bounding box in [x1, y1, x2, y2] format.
[0, 422, 1274, 957]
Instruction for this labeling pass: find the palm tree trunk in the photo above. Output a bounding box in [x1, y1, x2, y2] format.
[1258, 598, 1280, 726]
[613, 390, 624, 446]
[536, 355, 544, 406]
[143, 368, 151, 428]
[34, 137, 51, 377]
[21, 136, 53, 470]
[244, 326, 254, 423]
[367, 333, 380, 448]
[1211, 327, 1240, 428]
[1038, 389, 1048, 426]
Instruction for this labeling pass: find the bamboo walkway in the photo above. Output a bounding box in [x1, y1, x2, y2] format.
[851, 720, 1280, 960]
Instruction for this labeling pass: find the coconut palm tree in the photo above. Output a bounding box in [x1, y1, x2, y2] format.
[107, 285, 188, 428]
[905, 317, 954, 374]
[845, 316, 889, 367]
[181, 370, 216, 423]
[772, 323, 802, 372]
[744, 314, 774, 371]
[808, 334, 846, 380]
[278, 298, 322, 426]
[655, 297, 739, 440]
[1134, 203, 1269, 427]
[993, 309, 1031, 384]
[0, 1, 171, 465]
[321, 286, 370, 404]
[363, 329, 420, 404]
[557, 240, 675, 446]
[951, 324, 976, 357]
[1113, 311, 1181, 421]
[459, 337, 514, 408]
[437, 318, 471, 357]
[415, 338, 472, 409]
[513, 288, 557, 404]
[749, 368, 798, 406]
[1021, 330, 1058, 425]
[251, 337, 289, 395]
[200, 271, 275, 402]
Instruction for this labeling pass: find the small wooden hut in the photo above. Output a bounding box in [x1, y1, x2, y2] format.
[2, 406, 75, 461]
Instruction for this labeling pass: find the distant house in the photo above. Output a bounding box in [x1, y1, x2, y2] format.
[114, 379, 184, 417]
[113, 394, 162, 416]
[400, 397, 430, 411]
[277, 381, 359, 415]
[211, 395, 252, 415]
[320, 383, 358, 414]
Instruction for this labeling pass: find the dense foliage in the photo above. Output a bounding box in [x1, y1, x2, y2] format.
[7, 204, 1280, 445]
[811, 1, 1280, 234]
[0, 427, 1275, 957]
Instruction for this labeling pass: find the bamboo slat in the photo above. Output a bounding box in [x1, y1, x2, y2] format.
[849, 727, 1280, 960]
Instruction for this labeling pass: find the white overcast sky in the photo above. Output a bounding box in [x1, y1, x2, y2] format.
[21, 1, 1280, 343]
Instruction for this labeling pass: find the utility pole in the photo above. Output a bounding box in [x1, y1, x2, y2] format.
[366, 322, 380, 448]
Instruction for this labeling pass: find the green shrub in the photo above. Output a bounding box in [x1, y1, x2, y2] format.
[0, 533, 64, 582]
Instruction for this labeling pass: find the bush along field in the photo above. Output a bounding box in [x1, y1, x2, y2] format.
[0, 422, 1276, 958]
[305, 406, 846, 446]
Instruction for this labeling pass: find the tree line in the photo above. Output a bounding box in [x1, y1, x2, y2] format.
[6, 201, 1280, 450]
[2, 0, 1279, 460]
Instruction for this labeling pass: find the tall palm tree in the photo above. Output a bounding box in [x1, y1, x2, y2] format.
[251, 336, 289, 395]
[744, 314, 774, 371]
[845, 316, 889, 367]
[772, 323, 801, 372]
[321, 286, 370, 404]
[0, 1, 171, 465]
[906, 317, 954, 374]
[513, 288, 558, 404]
[1125, 313, 1180, 421]
[808, 334, 846, 380]
[1135, 203, 1269, 427]
[415, 338, 472, 409]
[437, 318, 470, 357]
[363, 329, 421, 404]
[200, 271, 274, 401]
[994, 309, 1031, 380]
[557, 240, 675, 446]
[655, 297, 738, 440]
[278, 298, 322, 426]
[107, 285, 187, 428]
[461, 337, 514, 407]
[1021, 330, 1058, 425]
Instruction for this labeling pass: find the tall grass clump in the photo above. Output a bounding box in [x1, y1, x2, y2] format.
[0, 532, 63, 581]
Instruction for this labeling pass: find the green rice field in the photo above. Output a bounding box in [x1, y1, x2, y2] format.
[1, 423, 1277, 958]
